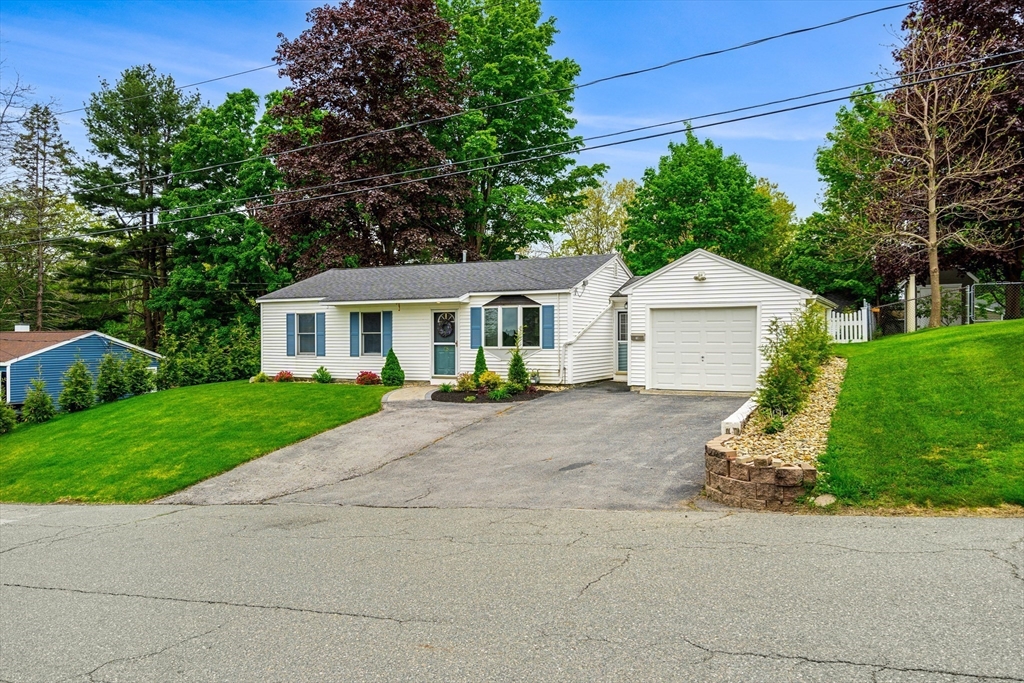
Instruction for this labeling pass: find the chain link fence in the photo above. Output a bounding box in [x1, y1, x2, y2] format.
[870, 282, 1021, 339]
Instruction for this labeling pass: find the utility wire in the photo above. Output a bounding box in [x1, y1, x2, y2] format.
[72, 2, 912, 195]
[5, 55, 1019, 250]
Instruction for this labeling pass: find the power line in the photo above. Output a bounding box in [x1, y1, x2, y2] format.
[73, 49, 1019, 223]
[5, 55, 1019, 250]
[72, 2, 912, 195]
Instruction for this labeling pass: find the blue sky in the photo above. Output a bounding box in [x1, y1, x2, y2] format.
[0, 0, 907, 217]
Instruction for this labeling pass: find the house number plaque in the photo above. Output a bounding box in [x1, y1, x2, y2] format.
[630, 333, 645, 342]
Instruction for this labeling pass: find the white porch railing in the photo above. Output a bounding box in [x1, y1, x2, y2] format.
[828, 302, 870, 343]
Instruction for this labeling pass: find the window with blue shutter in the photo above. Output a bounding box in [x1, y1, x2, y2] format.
[470, 307, 481, 348]
[382, 311, 393, 355]
[541, 305, 555, 349]
[286, 313, 296, 356]
[350, 312, 360, 357]
[315, 312, 326, 356]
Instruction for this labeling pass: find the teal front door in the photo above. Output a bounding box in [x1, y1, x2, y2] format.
[433, 311, 457, 376]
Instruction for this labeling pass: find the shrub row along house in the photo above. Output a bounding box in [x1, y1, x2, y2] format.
[258, 250, 835, 392]
[0, 328, 161, 406]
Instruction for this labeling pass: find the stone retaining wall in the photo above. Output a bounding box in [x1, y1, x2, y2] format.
[704, 434, 817, 511]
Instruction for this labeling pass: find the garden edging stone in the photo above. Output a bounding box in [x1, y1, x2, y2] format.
[703, 434, 816, 512]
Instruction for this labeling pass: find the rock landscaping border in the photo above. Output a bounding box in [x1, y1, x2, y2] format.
[704, 434, 816, 511]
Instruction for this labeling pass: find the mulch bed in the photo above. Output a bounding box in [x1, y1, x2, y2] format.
[431, 389, 550, 404]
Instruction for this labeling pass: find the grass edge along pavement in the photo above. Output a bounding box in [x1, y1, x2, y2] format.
[0, 381, 390, 503]
[816, 319, 1024, 511]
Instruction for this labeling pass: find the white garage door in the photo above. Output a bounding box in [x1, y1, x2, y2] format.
[651, 307, 757, 392]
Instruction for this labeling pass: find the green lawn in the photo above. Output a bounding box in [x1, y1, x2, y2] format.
[818, 319, 1024, 509]
[0, 381, 390, 503]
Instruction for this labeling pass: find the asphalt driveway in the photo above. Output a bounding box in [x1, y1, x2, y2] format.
[164, 382, 746, 510]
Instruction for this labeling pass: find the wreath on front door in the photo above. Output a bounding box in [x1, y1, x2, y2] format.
[435, 312, 455, 339]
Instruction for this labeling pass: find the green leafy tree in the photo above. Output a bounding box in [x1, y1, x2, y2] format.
[748, 179, 798, 278]
[473, 346, 488, 379]
[22, 379, 56, 423]
[381, 349, 405, 386]
[619, 131, 775, 275]
[122, 353, 155, 396]
[150, 90, 290, 336]
[550, 179, 636, 256]
[71, 65, 201, 349]
[437, 0, 605, 259]
[782, 213, 880, 304]
[59, 359, 95, 412]
[95, 353, 127, 403]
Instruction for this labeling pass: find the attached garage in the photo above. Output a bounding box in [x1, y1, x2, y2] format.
[617, 249, 832, 394]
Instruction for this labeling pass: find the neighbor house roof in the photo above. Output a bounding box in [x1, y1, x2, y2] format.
[257, 254, 619, 303]
[0, 330, 162, 365]
[0, 330, 92, 363]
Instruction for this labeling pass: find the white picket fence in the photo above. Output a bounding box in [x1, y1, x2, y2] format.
[828, 303, 870, 343]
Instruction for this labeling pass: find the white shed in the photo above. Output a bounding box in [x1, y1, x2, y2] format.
[617, 249, 830, 393]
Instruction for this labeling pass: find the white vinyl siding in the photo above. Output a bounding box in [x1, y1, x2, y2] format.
[462, 292, 567, 384]
[626, 251, 809, 390]
[567, 258, 632, 384]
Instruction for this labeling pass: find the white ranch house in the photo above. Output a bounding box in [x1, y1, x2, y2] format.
[258, 249, 834, 392]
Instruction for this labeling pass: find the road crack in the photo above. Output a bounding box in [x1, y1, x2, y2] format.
[576, 551, 632, 598]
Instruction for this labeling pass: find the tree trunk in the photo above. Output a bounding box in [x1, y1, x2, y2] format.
[36, 238, 43, 330]
[927, 169, 941, 328]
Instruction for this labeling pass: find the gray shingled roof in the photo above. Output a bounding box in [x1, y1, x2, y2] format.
[258, 254, 618, 303]
[612, 276, 643, 297]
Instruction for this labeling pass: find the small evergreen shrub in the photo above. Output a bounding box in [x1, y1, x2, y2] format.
[473, 346, 488, 379]
[438, 383, 454, 393]
[123, 353, 155, 396]
[0, 395, 16, 434]
[507, 347, 529, 393]
[381, 349, 405, 386]
[249, 372, 270, 383]
[763, 413, 785, 435]
[312, 366, 333, 384]
[455, 372, 477, 392]
[355, 371, 381, 385]
[464, 395, 476, 402]
[23, 379, 56, 424]
[273, 370, 294, 382]
[96, 353, 127, 403]
[204, 339, 232, 383]
[477, 371, 501, 391]
[59, 360, 95, 412]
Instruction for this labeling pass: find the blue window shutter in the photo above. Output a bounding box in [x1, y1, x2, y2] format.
[541, 305, 555, 349]
[470, 307, 482, 348]
[350, 312, 360, 357]
[286, 313, 296, 357]
[315, 312, 326, 357]
[382, 311, 393, 355]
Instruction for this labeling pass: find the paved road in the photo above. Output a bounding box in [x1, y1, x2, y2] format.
[165, 383, 745, 510]
[1, 504, 1021, 682]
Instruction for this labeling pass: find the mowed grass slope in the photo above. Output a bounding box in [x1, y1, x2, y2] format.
[820, 319, 1024, 508]
[0, 382, 390, 503]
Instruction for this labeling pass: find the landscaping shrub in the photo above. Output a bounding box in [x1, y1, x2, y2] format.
[123, 353, 155, 396]
[473, 346, 488, 379]
[477, 371, 501, 391]
[59, 360, 95, 412]
[155, 322, 261, 389]
[273, 370, 294, 383]
[763, 413, 785, 435]
[0, 393, 16, 434]
[488, 386, 511, 401]
[755, 307, 833, 420]
[507, 347, 529, 393]
[381, 349, 405, 386]
[23, 379, 56, 424]
[464, 395, 476, 402]
[249, 372, 270, 383]
[355, 371, 381, 385]
[438, 383, 454, 393]
[312, 366, 333, 384]
[455, 372, 477, 392]
[204, 338, 232, 383]
[96, 353, 127, 403]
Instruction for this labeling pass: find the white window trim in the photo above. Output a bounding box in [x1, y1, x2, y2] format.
[361, 311, 383, 357]
[296, 312, 318, 356]
[483, 305, 542, 349]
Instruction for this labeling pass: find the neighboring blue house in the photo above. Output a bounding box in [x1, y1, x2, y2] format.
[0, 327, 161, 406]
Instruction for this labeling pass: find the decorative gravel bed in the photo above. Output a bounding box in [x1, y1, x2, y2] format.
[731, 356, 848, 465]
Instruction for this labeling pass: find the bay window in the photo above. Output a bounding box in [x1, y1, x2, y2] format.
[483, 305, 541, 348]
